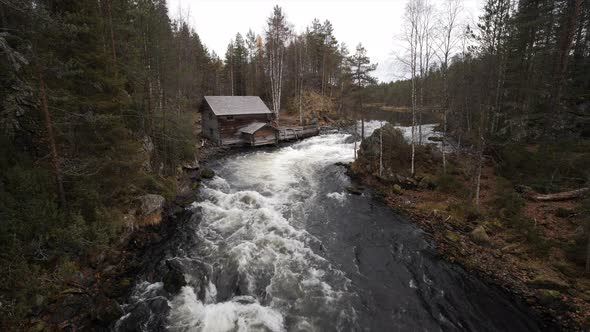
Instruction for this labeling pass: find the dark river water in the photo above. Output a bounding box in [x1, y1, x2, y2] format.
[116, 122, 548, 332]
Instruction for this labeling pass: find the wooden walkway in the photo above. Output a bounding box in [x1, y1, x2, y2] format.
[277, 125, 320, 141]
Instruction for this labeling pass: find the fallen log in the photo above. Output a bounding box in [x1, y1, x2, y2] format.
[528, 187, 589, 202]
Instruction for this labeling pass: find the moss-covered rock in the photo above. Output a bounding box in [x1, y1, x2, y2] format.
[470, 225, 490, 244]
[418, 176, 437, 190]
[445, 231, 461, 244]
[392, 184, 402, 195]
[200, 168, 215, 179]
[537, 289, 561, 303]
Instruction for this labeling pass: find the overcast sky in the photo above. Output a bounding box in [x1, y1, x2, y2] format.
[166, 0, 484, 82]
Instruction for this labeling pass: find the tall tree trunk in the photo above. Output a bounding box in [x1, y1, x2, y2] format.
[548, 0, 582, 130]
[442, 110, 447, 173]
[410, 43, 417, 176]
[474, 132, 484, 209]
[360, 91, 365, 140]
[143, 28, 153, 136]
[105, 0, 117, 73]
[37, 66, 67, 210]
[230, 48, 234, 96]
[379, 122, 384, 177]
[354, 117, 358, 160]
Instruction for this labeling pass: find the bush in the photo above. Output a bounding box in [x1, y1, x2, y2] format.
[497, 140, 590, 193]
[492, 177, 524, 220]
[492, 177, 552, 256]
[447, 201, 480, 222]
[565, 199, 590, 268]
[436, 173, 468, 198]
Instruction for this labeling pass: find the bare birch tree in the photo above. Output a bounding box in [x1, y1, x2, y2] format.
[265, 6, 291, 125]
[435, 0, 463, 173]
[379, 121, 384, 177]
[402, 0, 421, 176]
[417, 0, 435, 145]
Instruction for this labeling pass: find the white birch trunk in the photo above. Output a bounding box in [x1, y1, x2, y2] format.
[379, 122, 384, 177]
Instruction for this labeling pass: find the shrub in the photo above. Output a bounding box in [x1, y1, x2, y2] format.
[492, 177, 524, 220]
[497, 140, 590, 194]
[565, 198, 590, 268]
[492, 177, 552, 256]
[436, 173, 467, 197]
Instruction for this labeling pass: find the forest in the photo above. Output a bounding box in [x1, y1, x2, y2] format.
[0, 0, 589, 330]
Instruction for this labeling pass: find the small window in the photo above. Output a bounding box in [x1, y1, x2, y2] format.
[226, 116, 234, 121]
[209, 128, 213, 136]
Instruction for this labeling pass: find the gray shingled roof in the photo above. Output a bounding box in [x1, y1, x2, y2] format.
[204, 96, 272, 116]
[239, 122, 273, 135]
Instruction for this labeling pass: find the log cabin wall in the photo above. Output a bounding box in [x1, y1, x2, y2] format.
[218, 114, 272, 145]
[200, 103, 220, 144]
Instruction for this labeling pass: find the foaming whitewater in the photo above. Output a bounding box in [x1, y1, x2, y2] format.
[360, 120, 444, 148]
[172, 133, 361, 331]
[117, 122, 548, 332]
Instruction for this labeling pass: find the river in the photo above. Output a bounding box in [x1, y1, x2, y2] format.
[116, 122, 546, 332]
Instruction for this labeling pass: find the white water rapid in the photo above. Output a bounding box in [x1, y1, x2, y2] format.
[116, 121, 546, 332]
[172, 132, 364, 331]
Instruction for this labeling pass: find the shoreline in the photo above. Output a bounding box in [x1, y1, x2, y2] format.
[28, 132, 585, 330]
[348, 165, 587, 331]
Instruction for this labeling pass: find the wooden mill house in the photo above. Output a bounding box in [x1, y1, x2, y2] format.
[200, 96, 321, 147]
[200, 96, 277, 146]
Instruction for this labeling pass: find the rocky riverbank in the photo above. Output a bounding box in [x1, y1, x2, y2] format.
[346, 124, 590, 331]
[25, 160, 211, 331]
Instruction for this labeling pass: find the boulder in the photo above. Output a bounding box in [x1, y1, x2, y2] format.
[183, 159, 200, 171]
[392, 184, 402, 195]
[470, 225, 490, 244]
[116, 302, 150, 332]
[445, 231, 461, 244]
[345, 185, 364, 195]
[134, 194, 165, 226]
[392, 174, 418, 189]
[104, 278, 133, 298]
[163, 258, 211, 299]
[183, 159, 201, 180]
[200, 168, 215, 179]
[163, 261, 187, 294]
[92, 296, 124, 325]
[535, 289, 571, 311]
[418, 176, 437, 190]
[536, 289, 561, 307]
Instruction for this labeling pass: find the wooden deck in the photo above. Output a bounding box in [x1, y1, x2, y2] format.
[277, 125, 320, 141]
